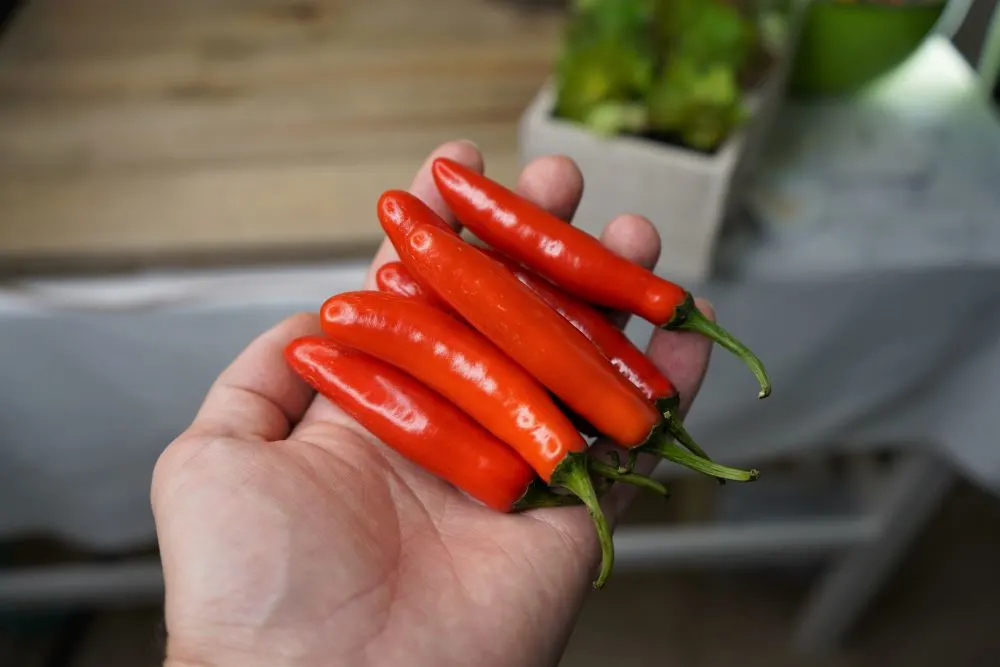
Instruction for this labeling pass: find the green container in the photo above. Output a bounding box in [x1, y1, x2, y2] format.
[789, 0, 947, 98]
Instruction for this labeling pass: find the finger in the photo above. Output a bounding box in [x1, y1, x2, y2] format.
[186, 312, 322, 442]
[598, 214, 662, 330]
[647, 297, 715, 416]
[515, 155, 584, 222]
[365, 140, 484, 288]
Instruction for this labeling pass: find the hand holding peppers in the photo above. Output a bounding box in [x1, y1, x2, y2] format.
[319, 290, 625, 587]
[311, 174, 767, 590]
[376, 192, 755, 483]
[357, 180, 764, 586]
[153, 142, 731, 667]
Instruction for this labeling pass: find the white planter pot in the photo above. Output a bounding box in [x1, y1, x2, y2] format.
[518, 37, 798, 283]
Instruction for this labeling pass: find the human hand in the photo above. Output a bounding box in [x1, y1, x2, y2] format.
[152, 140, 714, 667]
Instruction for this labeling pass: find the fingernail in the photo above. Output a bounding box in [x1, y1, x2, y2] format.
[436, 139, 483, 171]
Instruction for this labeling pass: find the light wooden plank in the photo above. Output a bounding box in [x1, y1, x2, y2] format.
[0, 71, 545, 172]
[0, 150, 525, 262]
[0, 0, 564, 268]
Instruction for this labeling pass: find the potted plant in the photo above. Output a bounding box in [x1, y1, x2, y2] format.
[519, 0, 801, 282]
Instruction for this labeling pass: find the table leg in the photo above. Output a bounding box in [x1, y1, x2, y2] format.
[792, 451, 954, 653]
[0, 559, 163, 611]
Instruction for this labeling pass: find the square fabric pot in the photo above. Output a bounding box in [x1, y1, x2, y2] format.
[518, 54, 795, 283]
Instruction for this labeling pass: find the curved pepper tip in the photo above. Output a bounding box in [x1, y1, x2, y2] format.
[669, 302, 772, 400]
[431, 156, 459, 185]
[431, 155, 458, 171]
[431, 156, 485, 201]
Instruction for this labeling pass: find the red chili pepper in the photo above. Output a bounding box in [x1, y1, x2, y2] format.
[376, 189, 753, 483]
[285, 336, 578, 511]
[374, 261, 452, 312]
[482, 250, 669, 400]
[375, 259, 601, 440]
[319, 290, 617, 587]
[479, 251, 689, 437]
[482, 249, 757, 482]
[431, 157, 771, 400]
[398, 218, 662, 450]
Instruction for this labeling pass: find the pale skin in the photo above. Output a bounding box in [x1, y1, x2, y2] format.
[152, 140, 714, 667]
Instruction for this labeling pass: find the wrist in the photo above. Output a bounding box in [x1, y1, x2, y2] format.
[164, 652, 278, 667]
[164, 653, 224, 667]
[165, 657, 318, 667]
[164, 655, 266, 667]
[164, 643, 318, 667]
[163, 644, 246, 667]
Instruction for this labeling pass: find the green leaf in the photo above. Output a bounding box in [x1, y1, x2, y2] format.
[554, 0, 761, 149]
[646, 59, 748, 151]
[584, 101, 649, 136]
[554, 39, 655, 123]
[554, 2, 658, 124]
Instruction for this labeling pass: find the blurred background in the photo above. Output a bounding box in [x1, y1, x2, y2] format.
[2, 0, 1000, 664]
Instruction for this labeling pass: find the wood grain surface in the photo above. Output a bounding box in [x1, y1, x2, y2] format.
[0, 0, 563, 273]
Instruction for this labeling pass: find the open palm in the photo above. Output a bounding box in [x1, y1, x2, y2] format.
[152, 141, 713, 667]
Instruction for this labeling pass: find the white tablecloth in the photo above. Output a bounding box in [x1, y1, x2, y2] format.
[0, 265, 368, 549]
[1, 37, 998, 551]
[665, 36, 1000, 492]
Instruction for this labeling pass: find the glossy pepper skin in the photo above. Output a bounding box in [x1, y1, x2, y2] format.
[480, 249, 705, 452]
[285, 336, 575, 511]
[476, 248, 764, 483]
[375, 261, 451, 312]
[482, 249, 671, 403]
[319, 290, 616, 587]
[399, 220, 662, 450]
[431, 157, 771, 399]
[320, 290, 591, 475]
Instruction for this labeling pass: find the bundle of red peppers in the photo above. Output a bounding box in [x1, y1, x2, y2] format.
[285, 159, 770, 589]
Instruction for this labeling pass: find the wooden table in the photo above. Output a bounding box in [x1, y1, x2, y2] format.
[0, 0, 563, 274]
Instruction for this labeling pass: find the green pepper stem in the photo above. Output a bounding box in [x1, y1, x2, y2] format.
[666, 417, 713, 461]
[669, 302, 771, 399]
[551, 452, 615, 589]
[644, 435, 759, 482]
[512, 478, 582, 511]
[656, 396, 712, 462]
[590, 458, 669, 498]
